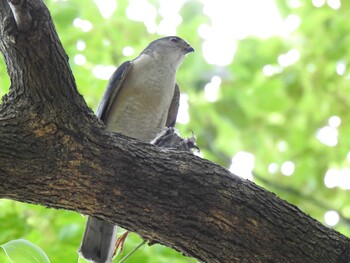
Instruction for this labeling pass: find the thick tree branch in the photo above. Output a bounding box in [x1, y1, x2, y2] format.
[0, 1, 350, 262]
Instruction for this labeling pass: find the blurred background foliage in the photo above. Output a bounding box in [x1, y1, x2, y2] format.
[1, 0, 350, 262]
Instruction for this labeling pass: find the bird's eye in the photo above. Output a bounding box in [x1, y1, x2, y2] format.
[169, 37, 179, 43]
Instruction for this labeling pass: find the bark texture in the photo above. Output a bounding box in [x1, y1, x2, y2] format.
[0, 1, 350, 262]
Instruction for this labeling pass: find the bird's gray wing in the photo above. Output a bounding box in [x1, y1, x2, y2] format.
[166, 83, 180, 127]
[96, 61, 133, 122]
[80, 61, 132, 263]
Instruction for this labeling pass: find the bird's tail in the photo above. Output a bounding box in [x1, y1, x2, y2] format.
[79, 216, 117, 263]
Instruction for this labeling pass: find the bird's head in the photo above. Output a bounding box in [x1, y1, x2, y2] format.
[142, 36, 194, 69]
[154, 36, 194, 54]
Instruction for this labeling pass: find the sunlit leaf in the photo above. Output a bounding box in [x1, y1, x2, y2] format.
[1, 239, 50, 263]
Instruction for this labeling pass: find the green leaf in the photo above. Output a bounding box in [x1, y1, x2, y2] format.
[1, 239, 50, 263]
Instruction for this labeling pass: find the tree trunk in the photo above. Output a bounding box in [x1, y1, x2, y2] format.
[0, 1, 349, 262]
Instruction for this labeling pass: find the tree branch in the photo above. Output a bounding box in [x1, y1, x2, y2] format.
[0, 0, 349, 262]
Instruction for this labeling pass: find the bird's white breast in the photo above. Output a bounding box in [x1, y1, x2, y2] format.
[106, 54, 176, 142]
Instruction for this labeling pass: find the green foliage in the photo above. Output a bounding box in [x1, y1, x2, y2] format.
[1, 0, 350, 262]
[1, 239, 50, 263]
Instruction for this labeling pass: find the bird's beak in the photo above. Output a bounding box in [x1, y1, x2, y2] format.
[186, 46, 195, 53]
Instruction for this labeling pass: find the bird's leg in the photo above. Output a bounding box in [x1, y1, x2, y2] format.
[114, 230, 130, 255]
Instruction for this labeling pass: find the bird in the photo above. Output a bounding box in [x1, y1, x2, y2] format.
[79, 36, 194, 263]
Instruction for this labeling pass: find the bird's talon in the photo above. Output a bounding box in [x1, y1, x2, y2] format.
[114, 231, 130, 255]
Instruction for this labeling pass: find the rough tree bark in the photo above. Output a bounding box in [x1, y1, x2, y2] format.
[0, 1, 349, 262]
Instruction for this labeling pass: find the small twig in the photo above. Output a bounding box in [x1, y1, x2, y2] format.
[118, 240, 147, 263]
[8, 0, 33, 32]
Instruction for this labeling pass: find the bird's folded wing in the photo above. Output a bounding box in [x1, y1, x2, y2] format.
[96, 61, 133, 122]
[166, 83, 180, 127]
